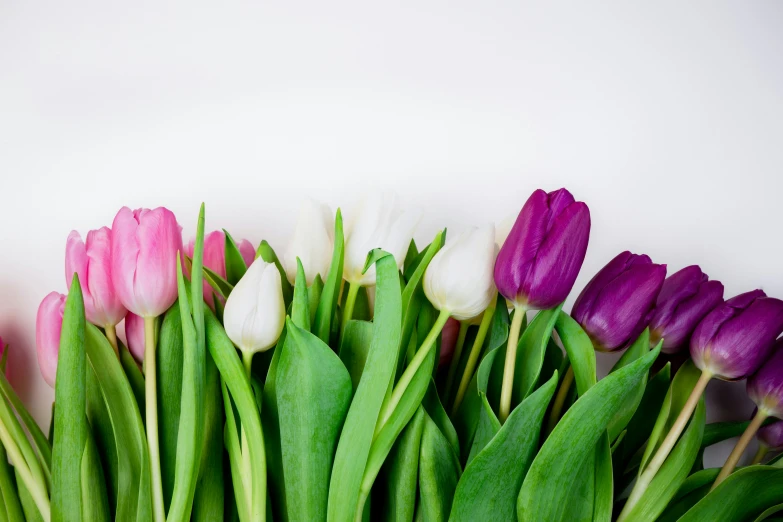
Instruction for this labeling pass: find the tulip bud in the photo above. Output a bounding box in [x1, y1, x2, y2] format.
[438, 317, 462, 367]
[111, 206, 183, 318]
[747, 345, 783, 418]
[65, 227, 127, 328]
[690, 291, 783, 381]
[223, 258, 286, 354]
[494, 188, 590, 310]
[758, 420, 783, 451]
[36, 292, 66, 388]
[282, 198, 334, 286]
[124, 311, 145, 363]
[344, 193, 422, 286]
[649, 266, 724, 354]
[572, 251, 667, 352]
[424, 225, 497, 321]
[185, 230, 255, 306]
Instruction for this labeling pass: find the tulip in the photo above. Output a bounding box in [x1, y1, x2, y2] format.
[223, 258, 286, 360]
[282, 198, 334, 286]
[690, 291, 783, 381]
[438, 318, 462, 367]
[757, 421, 783, 458]
[124, 312, 145, 363]
[649, 266, 724, 354]
[36, 292, 66, 388]
[494, 188, 590, 310]
[715, 346, 783, 487]
[185, 230, 255, 307]
[572, 251, 667, 352]
[423, 225, 497, 321]
[66, 227, 127, 351]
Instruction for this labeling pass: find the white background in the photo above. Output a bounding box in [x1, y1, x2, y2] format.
[1, 1, 782, 467]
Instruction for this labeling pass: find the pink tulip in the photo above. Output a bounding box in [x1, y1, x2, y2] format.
[36, 292, 66, 388]
[124, 312, 145, 362]
[185, 230, 255, 307]
[111, 207, 183, 318]
[0, 336, 6, 375]
[65, 227, 127, 328]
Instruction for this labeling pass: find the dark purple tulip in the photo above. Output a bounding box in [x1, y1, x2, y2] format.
[690, 291, 783, 381]
[572, 251, 667, 352]
[758, 420, 783, 450]
[747, 344, 783, 418]
[649, 266, 724, 354]
[494, 188, 590, 310]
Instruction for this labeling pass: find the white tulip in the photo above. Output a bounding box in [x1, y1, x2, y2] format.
[282, 198, 334, 286]
[344, 192, 422, 286]
[223, 258, 286, 354]
[424, 225, 497, 321]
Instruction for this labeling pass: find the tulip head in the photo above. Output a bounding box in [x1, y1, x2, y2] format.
[185, 230, 255, 307]
[111, 206, 183, 318]
[223, 258, 286, 354]
[649, 266, 724, 354]
[36, 292, 66, 388]
[66, 227, 127, 328]
[282, 199, 334, 286]
[424, 225, 497, 321]
[124, 312, 145, 363]
[438, 317, 462, 367]
[747, 344, 783, 418]
[690, 291, 783, 381]
[494, 188, 590, 310]
[344, 193, 422, 286]
[572, 251, 667, 352]
[758, 419, 783, 450]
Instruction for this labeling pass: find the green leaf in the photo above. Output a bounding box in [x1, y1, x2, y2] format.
[517, 344, 660, 522]
[679, 465, 783, 522]
[291, 259, 310, 330]
[118, 344, 145, 419]
[224, 229, 249, 285]
[277, 319, 353, 521]
[261, 333, 286, 522]
[402, 239, 419, 275]
[327, 249, 401, 522]
[157, 304, 184, 511]
[754, 503, 783, 522]
[592, 433, 613, 522]
[0, 444, 24, 521]
[656, 467, 718, 521]
[85, 366, 118, 516]
[16, 471, 45, 522]
[81, 426, 110, 522]
[339, 320, 374, 392]
[221, 383, 249, 522]
[313, 209, 345, 346]
[450, 372, 558, 522]
[192, 354, 225, 522]
[416, 410, 461, 522]
[0, 372, 52, 475]
[52, 276, 87, 522]
[309, 275, 324, 325]
[554, 312, 596, 395]
[256, 240, 294, 307]
[421, 382, 459, 457]
[465, 395, 500, 467]
[202, 264, 234, 300]
[607, 330, 656, 441]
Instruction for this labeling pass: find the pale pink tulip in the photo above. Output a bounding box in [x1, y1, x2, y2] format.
[185, 230, 255, 307]
[36, 292, 66, 387]
[111, 207, 183, 318]
[124, 312, 145, 362]
[66, 227, 127, 327]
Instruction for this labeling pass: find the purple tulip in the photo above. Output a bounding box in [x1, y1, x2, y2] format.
[758, 420, 783, 451]
[649, 266, 724, 354]
[493, 188, 590, 310]
[747, 344, 783, 418]
[690, 291, 783, 381]
[572, 251, 667, 352]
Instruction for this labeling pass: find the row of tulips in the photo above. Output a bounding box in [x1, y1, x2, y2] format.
[1, 188, 780, 521]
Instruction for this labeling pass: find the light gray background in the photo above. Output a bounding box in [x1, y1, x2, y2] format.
[1, 1, 782, 466]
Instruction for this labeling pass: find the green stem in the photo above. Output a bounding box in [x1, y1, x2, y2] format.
[499, 306, 526, 423]
[104, 324, 119, 358]
[712, 409, 768, 490]
[241, 351, 254, 516]
[451, 300, 496, 414]
[751, 444, 770, 465]
[544, 365, 574, 435]
[340, 282, 361, 340]
[144, 316, 165, 522]
[375, 309, 451, 435]
[618, 370, 712, 522]
[443, 321, 469, 403]
[0, 416, 50, 521]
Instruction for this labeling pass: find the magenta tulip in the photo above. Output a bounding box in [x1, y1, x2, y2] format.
[494, 188, 590, 310]
[111, 206, 183, 318]
[758, 420, 783, 451]
[747, 345, 783, 418]
[65, 227, 127, 328]
[124, 312, 145, 363]
[185, 230, 255, 306]
[36, 292, 66, 388]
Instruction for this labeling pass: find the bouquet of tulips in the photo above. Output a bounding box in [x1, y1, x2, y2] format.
[1, 189, 781, 522]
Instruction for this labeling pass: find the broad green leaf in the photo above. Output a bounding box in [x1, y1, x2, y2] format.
[202, 264, 234, 300]
[16, 472, 45, 522]
[422, 382, 459, 457]
[679, 465, 783, 522]
[554, 312, 596, 395]
[277, 319, 352, 521]
[593, 433, 613, 522]
[313, 209, 345, 345]
[607, 330, 656, 441]
[118, 344, 145, 418]
[255, 240, 294, 306]
[465, 395, 500, 467]
[157, 304, 183, 511]
[309, 275, 324, 325]
[517, 344, 660, 522]
[656, 468, 719, 522]
[0, 444, 24, 521]
[416, 410, 461, 522]
[339, 320, 374, 392]
[376, 406, 426, 522]
[224, 229, 249, 285]
[85, 365, 118, 516]
[192, 354, 225, 521]
[261, 332, 287, 522]
[402, 239, 419, 275]
[52, 277, 86, 522]
[221, 383, 249, 522]
[0, 371, 52, 476]
[754, 503, 783, 522]
[291, 260, 310, 330]
[81, 427, 110, 522]
[327, 250, 401, 522]
[450, 373, 557, 522]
